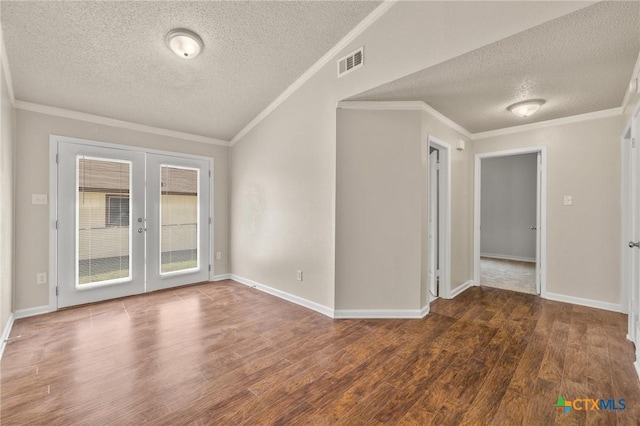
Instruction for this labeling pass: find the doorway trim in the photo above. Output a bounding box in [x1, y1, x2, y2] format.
[427, 135, 452, 299]
[473, 146, 547, 297]
[49, 134, 215, 312]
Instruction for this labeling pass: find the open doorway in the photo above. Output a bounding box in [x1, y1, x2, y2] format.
[474, 147, 546, 296]
[427, 136, 451, 302]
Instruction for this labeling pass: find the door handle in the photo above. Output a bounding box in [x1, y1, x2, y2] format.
[629, 241, 640, 248]
[138, 228, 146, 234]
[531, 226, 537, 231]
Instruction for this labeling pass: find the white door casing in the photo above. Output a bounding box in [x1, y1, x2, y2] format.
[428, 149, 439, 297]
[474, 147, 547, 296]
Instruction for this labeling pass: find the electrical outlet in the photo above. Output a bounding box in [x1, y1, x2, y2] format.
[216, 252, 222, 260]
[36, 272, 47, 285]
[296, 270, 303, 281]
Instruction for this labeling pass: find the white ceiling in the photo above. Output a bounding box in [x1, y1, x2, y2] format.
[1, 1, 380, 141]
[347, 2, 640, 134]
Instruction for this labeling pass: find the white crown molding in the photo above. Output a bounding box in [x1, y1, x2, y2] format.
[14, 100, 230, 147]
[622, 50, 640, 114]
[229, 0, 398, 146]
[0, 313, 15, 359]
[0, 26, 16, 105]
[471, 107, 623, 140]
[337, 100, 473, 139]
[544, 292, 622, 313]
[230, 274, 334, 318]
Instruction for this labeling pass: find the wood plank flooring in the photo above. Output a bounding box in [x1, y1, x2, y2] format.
[1, 281, 639, 425]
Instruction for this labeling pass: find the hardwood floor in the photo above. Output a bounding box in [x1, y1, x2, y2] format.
[1, 281, 638, 425]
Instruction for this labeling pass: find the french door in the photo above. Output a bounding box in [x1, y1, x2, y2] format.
[57, 141, 210, 308]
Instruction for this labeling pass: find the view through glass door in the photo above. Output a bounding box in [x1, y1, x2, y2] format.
[56, 140, 211, 308]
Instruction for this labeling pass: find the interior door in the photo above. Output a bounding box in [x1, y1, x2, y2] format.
[535, 152, 542, 294]
[630, 112, 640, 352]
[145, 154, 210, 291]
[57, 142, 146, 308]
[428, 149, 439, 297]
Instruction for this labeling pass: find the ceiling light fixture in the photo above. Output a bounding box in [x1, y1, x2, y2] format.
[166, 29, 203, 59]
[507, 99, 545, 118]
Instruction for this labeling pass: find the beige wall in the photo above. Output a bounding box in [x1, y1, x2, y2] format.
[14, 109, 229, 310]
[230, 2, 583, 310]
[1, 61, 15, 332]
[472, 115, 624, 305]
[335, 109, 423, 310]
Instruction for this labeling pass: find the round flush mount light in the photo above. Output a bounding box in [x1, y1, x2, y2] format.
[166, 29, 203, 59]
[507, 99, 545, 118]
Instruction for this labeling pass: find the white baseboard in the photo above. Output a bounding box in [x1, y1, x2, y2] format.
[14, 305, 52, 319]
[481, 253, 536, 263]
[229, 274, 334, 318]
[420, 304, 430, 318]
[333, 308, 426, 319]
[544, 292, 622, 313]
[212, 274, 231, 281]
[0, 313, 15, 359]
[449, 280, 474, 298]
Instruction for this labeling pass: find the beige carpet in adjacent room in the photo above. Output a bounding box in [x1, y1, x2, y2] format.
[480, 257, 537, 295]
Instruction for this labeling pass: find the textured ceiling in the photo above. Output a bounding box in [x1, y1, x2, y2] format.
[348, 2, 640, 134]
[1, 1, 380, 141]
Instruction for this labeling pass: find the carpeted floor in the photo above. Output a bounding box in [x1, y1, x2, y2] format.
[480, 257, 537, 294]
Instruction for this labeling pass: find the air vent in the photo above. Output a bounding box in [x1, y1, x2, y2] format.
[337, 47, 364, 77]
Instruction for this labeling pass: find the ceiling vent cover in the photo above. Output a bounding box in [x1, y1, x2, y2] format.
[337, 47, 364, 77]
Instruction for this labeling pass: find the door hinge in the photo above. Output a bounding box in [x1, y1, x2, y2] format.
[209, 170, 211, 178]
[55, 286, 58, 296]
[208, 265, 211, 272]
[209, 217, 211, 224]
[56, 153, 59, 164]
[55, 220, 58, 230]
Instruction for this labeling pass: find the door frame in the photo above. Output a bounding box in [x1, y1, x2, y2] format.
[473, 146, 547, 297]
[622, 100, 640, 352]
[48, 135, 215, 311]
[427, 135, 452, 299]
[621, 120, 633, 321]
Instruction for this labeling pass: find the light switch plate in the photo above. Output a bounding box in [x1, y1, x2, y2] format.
[563, 195, 573, 206]
[32, 194, 48, 205]
[36, 272, 47, 285]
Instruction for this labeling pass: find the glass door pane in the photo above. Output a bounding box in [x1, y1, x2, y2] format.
[160, 166, 199, 274]
[77, 157, 132, 286]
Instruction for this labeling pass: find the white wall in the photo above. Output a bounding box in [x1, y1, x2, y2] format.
[230, 2, 584, 310]
[473, 115, 624, 305]
[0, 57, 14, 333]
[14, 109, 230, 311]
[481, 153, 537, 261]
